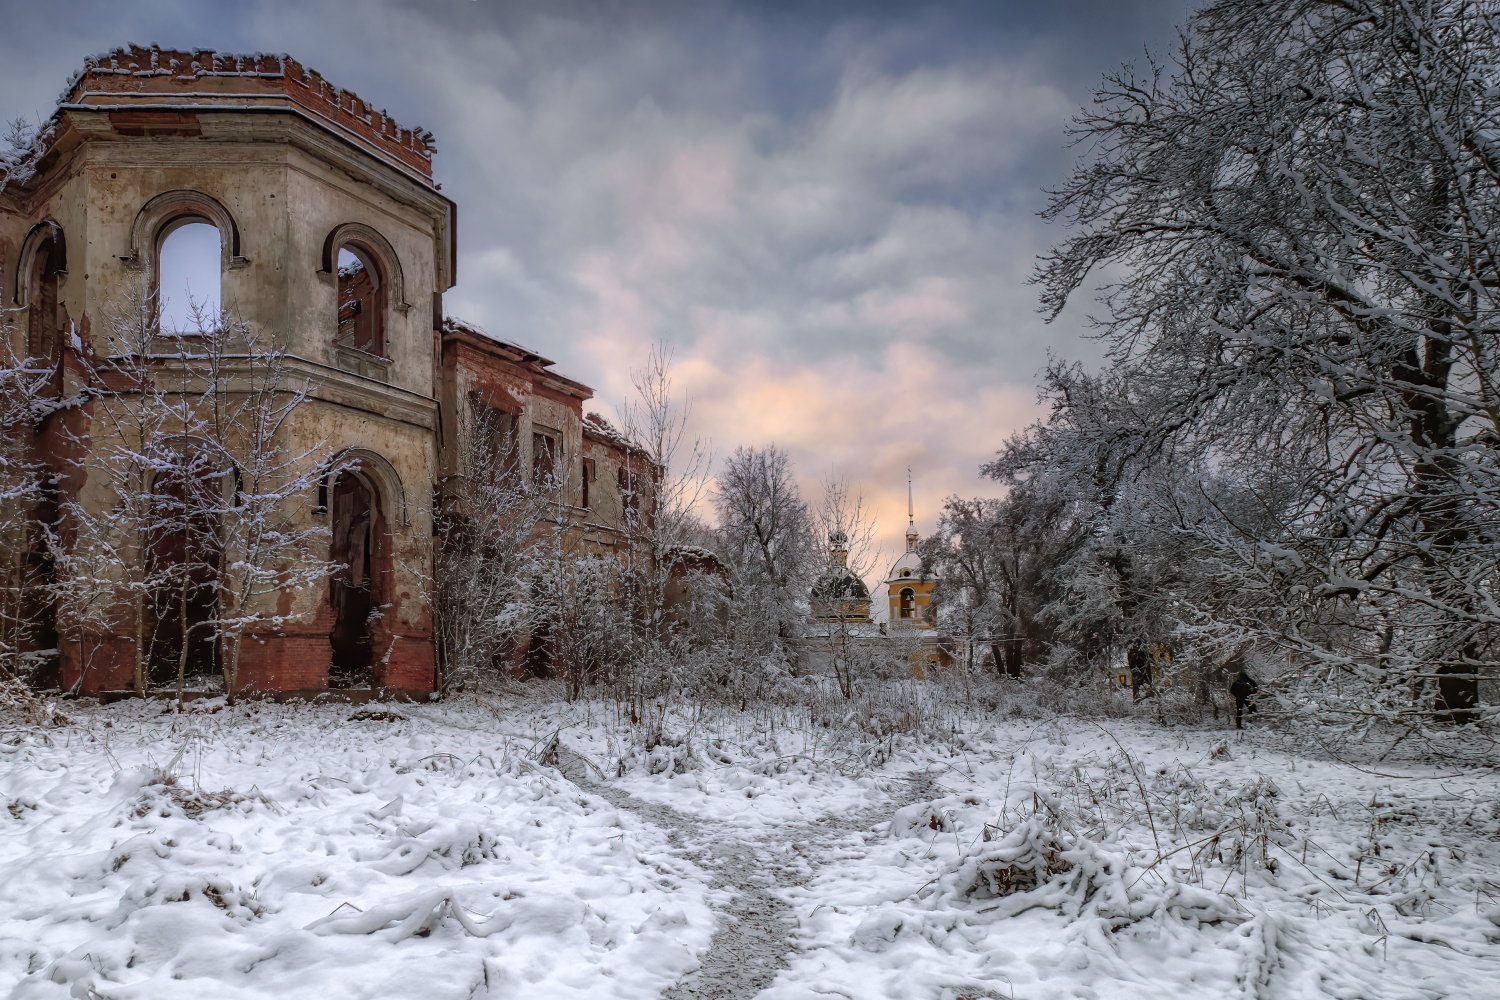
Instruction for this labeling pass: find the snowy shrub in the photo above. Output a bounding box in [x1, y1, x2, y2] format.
[916, 799, 1244, 929]
[306, 887, 588, 944]
[103, 872, 265, 928]
[0, 118, 51, 193]
[0, 676, 65, 726]
[961, 675, 1134, 722]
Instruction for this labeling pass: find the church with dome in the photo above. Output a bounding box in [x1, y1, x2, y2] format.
[796, 478, 953, 678]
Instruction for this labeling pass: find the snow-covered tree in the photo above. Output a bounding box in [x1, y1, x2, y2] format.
[1029, 0, 1500, 722]
[66, 287, 335, 703]
[615, 343, 709, 706]
[183, 310, 335, 705]
[922, 490, 1083, 679]
[431, 403, 552, 694]
[529, 545, 623, 703]
[712, 444, 816, 675]
[65, 282, 197, 698]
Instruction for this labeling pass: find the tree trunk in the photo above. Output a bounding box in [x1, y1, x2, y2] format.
[1127, 646, 1152, 701]
[176, 581, 189, 709]
[133, 589, 146, 698]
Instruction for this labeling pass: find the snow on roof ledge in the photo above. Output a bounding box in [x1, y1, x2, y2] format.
[61, 44, 436, 180]
[442, 316, 553, 368]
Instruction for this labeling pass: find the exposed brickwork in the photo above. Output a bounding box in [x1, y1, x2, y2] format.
[60, 636, 136, 695]
[4, 49, 502, 706]
[63, 45, 435, 181]
[379, 636, 437, 692]
[236, 629, 334, 695]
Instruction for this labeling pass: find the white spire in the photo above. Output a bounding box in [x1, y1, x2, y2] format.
[906, 468, 918, 552]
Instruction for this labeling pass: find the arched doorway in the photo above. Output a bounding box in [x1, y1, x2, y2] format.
[26, 236, 61, 366]
[329, 470, 386, 687]
[146, 464, 223, 688]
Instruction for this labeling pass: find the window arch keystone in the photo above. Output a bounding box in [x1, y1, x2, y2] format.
[121, 190, 246, 278]
[320, 223, 408, 313]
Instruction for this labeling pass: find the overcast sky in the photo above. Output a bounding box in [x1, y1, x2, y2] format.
[1, 0, 1190, 568]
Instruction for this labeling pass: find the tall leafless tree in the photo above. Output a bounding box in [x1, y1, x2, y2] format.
[712, 444, 816, 676]
[616, 343, 710, 707]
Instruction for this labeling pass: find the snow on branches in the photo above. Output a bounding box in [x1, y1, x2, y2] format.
[1011, 0, 1500, 730]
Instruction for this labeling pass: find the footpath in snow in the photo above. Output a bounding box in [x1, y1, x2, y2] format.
[2, 692, 1499, 999]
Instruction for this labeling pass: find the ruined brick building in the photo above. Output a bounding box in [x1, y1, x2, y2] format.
[0, 46, 654, 699]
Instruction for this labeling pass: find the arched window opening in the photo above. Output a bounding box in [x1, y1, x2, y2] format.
[26, 240, 62, 366]
[157, 221, 221, 333]
[336, 245, 385, 357]
[899, 588, 916, 619]
[329, 470, 386, 688]
[146, 464, 223, 689]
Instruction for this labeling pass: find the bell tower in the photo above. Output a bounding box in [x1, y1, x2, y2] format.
[886, 470, 935, 626]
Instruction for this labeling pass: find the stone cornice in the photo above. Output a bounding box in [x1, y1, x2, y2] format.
[110, 352, 438, 431]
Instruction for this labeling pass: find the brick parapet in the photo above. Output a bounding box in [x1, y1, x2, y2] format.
[61, 45, 435, 181]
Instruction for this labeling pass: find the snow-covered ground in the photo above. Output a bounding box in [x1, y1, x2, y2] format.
[3, 691, 1498, 999]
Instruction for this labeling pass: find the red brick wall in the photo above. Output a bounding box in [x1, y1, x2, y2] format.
[379, 635, 436, 694]
[60, 636, 135, 694]
[57, 609, 436, 698]
[235, 619, 334, 694]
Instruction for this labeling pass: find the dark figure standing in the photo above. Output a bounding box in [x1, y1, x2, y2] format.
[1229, 670, 1259, 729]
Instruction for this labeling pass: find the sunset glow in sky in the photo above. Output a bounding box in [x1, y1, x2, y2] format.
[1, 0, 1189, 569]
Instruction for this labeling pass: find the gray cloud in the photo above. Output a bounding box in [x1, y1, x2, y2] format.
[0, 0, 1190, 553]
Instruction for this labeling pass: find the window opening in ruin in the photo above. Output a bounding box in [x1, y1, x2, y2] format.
[899, 587, 916, 618]
[26, 239, 61, 367]
[329, 470, 383, 687]
[581, 459, 595, 509]
[617, 465, 638, 520]
[336, 245, 385, 357]
[146, 466, 223, 687]
[157, 221, 221, 333]
[532, 431, 558, 490]
[468, 397, 518, 483]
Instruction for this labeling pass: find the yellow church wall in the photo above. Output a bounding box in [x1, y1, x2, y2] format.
[887, 578, 936, 626]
